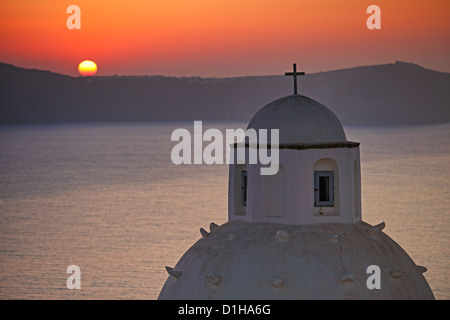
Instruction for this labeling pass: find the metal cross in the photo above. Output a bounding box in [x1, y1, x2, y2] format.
[285, 63, 305, 95]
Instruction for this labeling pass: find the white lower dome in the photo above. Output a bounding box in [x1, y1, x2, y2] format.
[158, 220, 434, 300]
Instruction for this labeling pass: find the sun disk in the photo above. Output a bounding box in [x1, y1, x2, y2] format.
[78, 60, 97, 76]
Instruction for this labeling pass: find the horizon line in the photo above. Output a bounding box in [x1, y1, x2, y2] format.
[1, 60, 447, 79]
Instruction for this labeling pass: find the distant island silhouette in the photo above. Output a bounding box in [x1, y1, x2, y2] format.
[1, 61, 449, 126]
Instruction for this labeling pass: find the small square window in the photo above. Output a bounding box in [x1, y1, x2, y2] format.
[314, 171, 334, 207]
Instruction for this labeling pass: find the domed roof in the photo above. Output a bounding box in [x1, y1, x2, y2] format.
[158, 221, 434, 300]
[247, 95, 347, 145]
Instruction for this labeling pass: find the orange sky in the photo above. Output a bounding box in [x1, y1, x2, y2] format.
[0, 0, 449, 77]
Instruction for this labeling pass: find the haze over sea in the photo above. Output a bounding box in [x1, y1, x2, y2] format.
[0, 121, 448, 300]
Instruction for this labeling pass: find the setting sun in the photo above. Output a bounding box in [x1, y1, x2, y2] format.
[78, 60, 97, 76]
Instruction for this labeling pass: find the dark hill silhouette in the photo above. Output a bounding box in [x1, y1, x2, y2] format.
[0, 61, 449, 125]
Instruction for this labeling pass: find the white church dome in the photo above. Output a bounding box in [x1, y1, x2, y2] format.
[247, 95, 347, 145]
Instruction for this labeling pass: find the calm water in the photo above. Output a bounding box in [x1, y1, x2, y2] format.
[0, 122, 449, 300]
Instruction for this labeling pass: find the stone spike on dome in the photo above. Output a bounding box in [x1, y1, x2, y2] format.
[200, 228, 209, 237]
[165, 266, 182, 279]
[368, 222, 386, 237]
[276, 230, 290, 241]
[339, 273, 354, 283]
[417, 266, 428, 274]
[374, 222, 386, 231]
[272, 278, 284, 288]
[209, 222, 219, 232]
[205, 273, 221, 285]
[331, 234, 339, 243]
[331, 235, 341, 252]
[390, 269, 406, 279]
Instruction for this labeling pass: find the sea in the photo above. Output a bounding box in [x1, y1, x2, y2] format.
[0, 121, 449, 300]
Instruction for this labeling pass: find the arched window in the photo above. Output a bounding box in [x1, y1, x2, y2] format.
[234, 164, 247, 216]
[313, 158, 339, 216]
[314, 171, 334, 207]
[241, 170, 248, 207]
